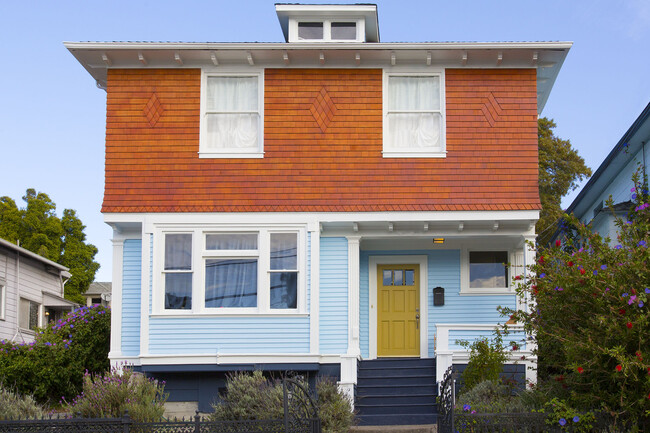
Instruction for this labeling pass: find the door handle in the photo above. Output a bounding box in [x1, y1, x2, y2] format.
[416, 313, 420, 329]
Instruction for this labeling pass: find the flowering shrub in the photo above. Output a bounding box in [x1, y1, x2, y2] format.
[502, 172, 650, 424]
[455, 380, 527, 414]
[0, 305, 110, 404]
[64, 367, 167, 422]
[0, 384, 45, 419]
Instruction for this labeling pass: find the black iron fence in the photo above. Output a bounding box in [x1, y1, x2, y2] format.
[436, 366, 645, 433]
[0, 379, 321, 433]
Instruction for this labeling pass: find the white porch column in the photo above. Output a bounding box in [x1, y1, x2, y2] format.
[339, 236, 361, 404]
[108, 234, 124, 364]
[522, 234, 537, 385]
[346, 235, 361, 357]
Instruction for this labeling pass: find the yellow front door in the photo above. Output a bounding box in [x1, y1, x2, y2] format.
[377, 264, 420, 357]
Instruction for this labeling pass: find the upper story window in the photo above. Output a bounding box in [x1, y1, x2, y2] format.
[383, 72, 446, 158]
[199, 72, 264, 159]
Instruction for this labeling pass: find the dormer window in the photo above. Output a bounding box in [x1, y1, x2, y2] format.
[293, 19, 362, 42]
[276, 4, 379, 43]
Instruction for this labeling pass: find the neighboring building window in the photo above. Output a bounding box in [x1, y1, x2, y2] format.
[469, 251, 509, 289]
[269, 233, 298, 309]
[91, 297, 102, 305]
[384, 73, 445, 158]
[204, 233, 258, 308]
[164, 233, 193, 310]
[0, 283, 5, 320]
[19, 298, 40, 331]
[200, 74, 263, 158]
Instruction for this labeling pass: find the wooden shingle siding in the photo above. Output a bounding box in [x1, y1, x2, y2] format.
[102, 68, 539, 213]
[121, 239, 142, 356]
[147, 316, 310, 354]
[319, 237, 348, 354]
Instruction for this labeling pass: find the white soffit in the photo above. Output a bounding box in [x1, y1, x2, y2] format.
[64, 41, 571, 114]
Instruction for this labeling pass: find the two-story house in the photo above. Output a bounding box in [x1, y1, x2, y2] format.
[0, 237, 76, 343]
[564, 101, 650, 241]
[66, 4, 570, 424]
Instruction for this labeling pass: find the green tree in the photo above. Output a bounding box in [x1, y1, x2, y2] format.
[502, 172, 650, 426]
[537, 118, 592, 245]
[0, 189, 99, 303]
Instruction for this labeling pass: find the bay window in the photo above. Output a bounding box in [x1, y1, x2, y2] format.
[384, 72, 445, 158]
[158, 228, 304, 314]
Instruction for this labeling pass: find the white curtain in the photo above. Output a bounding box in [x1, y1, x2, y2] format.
[205, 76, 259, 150]
[387, 76, 441, 150]
[205, 259, 258, 308]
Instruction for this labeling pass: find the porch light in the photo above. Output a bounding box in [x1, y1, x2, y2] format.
[433, 238, 445, 244]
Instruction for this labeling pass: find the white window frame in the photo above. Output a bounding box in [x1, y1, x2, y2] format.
[153, 226, 307, 316]
[162, 232, 194, 311]
[19, 297, 41, 332]
[199, 70, 264, 159]
[289, 17, 365, 42]
[382, 70, 446, 158]
[460, 248, 514, 296]
[0, 281, 5, 321]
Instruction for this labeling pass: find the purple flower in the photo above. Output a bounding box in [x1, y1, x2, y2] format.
[463, 404, 471, 412]
[559, 418, 567, 426]
[622, 293, 628, 297]
[638, 240, 647, 247]
[646, 288, 650, 294]
[615, 245, 623, 249]
[639, 302, 644, 308]
[540, 273, 546, 278]
[601, 265, 607, 270]
[593, 270, 598, 276]
[573, 416, 580, 423]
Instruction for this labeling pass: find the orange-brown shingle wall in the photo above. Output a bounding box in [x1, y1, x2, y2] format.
[103, 68, 539, 213]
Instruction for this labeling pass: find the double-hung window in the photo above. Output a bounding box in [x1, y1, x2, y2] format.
[163, 233, 193, 310]
[19, 298, 40, 331]
[200, 73, 263, 158]
[384, 72, 445, 158]
[0, 281, 5, 320]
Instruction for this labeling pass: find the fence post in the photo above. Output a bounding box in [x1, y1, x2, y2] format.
[283, 379, 290, 433]
[122, 410, 131, 433]
[451, 378, 456, 433]
[194, 410, 201, 433]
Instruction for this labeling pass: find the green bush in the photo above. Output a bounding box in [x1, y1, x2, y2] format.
[502, 170, 650, 425]
[0, 385, 45, 419]
[455, 380, 527, 414]
[209, 371, 354, 433]
[65, 367, 167, 422]
[457, 335, 509, 391]
[0, 304, 110, 404]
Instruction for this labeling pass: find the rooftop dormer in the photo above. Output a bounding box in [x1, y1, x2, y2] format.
[275, 3, 379, 43]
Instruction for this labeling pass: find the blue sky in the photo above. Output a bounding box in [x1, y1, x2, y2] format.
[1, 0, 649, 281]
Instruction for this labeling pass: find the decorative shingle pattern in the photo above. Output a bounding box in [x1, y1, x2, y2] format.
[481, 92, 504, 127]
[103, 68, 540, 213]
[142, 92, 164, 127]
[310, 87, 338, 132]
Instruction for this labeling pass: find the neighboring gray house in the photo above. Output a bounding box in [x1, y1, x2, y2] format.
[83, 281, 112, 307]
[566, 101, 650, 241]
[0, 237, 77, 343]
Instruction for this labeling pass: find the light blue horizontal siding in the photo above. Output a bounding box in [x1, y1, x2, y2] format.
[121, 239, 142, 356]
[149, 317, 310, 354]
[319, 237, 348, 354]
[449, 330, 527, 350]
[359, 250, 517, 358]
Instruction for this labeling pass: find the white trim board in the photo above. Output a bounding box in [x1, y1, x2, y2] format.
[368, 255, 429, 359]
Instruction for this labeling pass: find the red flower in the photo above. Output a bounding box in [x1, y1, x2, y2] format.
[627, 322, 633, 329]
[514, 275, 522, 280]
[555, 239, 561, 247]
[579, 268, 586, 275]
[647, 367, 650, 375]
[555, 375, 564, 382]
[538, 256, 545, 264]
[577, 367, 584, 374]
[616, 365, 622, 372]
[631, 288, 637, 295]
[567, 261, 574, 267]
[636, 351, 643, 361]
[619, 308, 626, 315]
